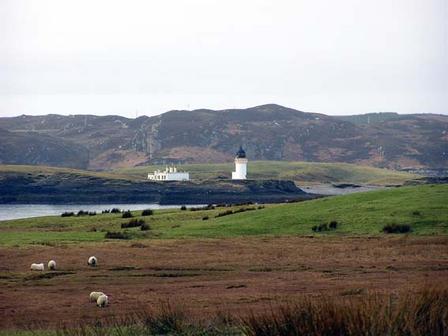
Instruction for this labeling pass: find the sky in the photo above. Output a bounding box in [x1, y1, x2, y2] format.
[0, 0, 447, 118]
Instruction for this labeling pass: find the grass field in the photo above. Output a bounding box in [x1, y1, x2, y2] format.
[113, 160, 417, 185]
[0, 164, 133, 180]
[0, 184, 446, 246]
[0, 161, 417, 186]
[1, 184, 447, 334]
[0, 235, 447, 334]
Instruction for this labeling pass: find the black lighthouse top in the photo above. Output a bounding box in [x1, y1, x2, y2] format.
[235, 146, 246, 158]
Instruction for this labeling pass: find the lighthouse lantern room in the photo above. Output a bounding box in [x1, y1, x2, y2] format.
[232, 146, 248, 180]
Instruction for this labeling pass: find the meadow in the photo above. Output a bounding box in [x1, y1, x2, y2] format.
[0, 184, 446, 246]
[0, 184, 447, 335]
[113, 160, 417, 185]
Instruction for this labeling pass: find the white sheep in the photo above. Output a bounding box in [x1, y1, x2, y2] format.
[96, 294, 109, 308]
[30, 263, 44, 271]
[87, 256, 97, 267]
[89, 291, 105, 302]
[48, 260, 56, 270]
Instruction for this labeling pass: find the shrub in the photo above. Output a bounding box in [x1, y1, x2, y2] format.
[180, 205, 187, 211]
[312, 223, 329, 232]
[121, 219, 145, 228]
[329, 220, 338, 229]
[233, 207, 256, 214]
[77, 210, 88, 216]
[88, 211, 96, 216]
[189, 205, 215, 211]
[110, 208, 121, 214]
[202, 216, 209, 221]
[141, 223, 151, 231]
[61, 212, 75, 217]
[215, 210, 234, 218]
[122, 210, 133, 218]
[383, 224, 411, 234]
[104, 231, 130, 239]
[102, 209, 110, 214]
[142, 209, 153, 216]
[412, 210, 421, 216]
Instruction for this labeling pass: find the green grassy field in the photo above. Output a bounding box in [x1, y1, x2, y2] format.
[0, 161, 417, 185]
[114, 160, 417, 185]
[0, 164, 133, 180]
[0, 184, 446, 246]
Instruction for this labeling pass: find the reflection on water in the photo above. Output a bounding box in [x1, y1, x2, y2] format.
[0, 204, 182, 221]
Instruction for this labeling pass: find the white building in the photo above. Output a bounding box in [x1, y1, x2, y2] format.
[147, 166, 190, 181]
[232, 146, 248, 180]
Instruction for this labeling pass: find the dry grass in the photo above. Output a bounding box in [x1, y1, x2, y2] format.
[0, 236, 447, 332]
[242, 287, 448, 336]
[12, 288, 448, 335]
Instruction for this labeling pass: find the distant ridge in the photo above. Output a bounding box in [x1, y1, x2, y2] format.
[0, 104, 446, 170]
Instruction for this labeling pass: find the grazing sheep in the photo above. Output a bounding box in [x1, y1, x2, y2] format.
[88, 256, 97, 267]
[89, 291, 105, 302]
[30, 263, 44, 271]
[48, 260, 56, 270]
[96, 294, 109, 308]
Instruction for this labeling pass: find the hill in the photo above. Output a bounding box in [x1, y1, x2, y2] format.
[0, 184, 446, 245]
[115, 160, 416, 185]
[0, 104, 447, 170]
[172, 184, 448, 237]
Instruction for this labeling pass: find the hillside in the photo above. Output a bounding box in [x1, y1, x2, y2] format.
[115, 161, 417, 185]
[0, 104, 447, 170]
[174, 184, 448, 237]
[0, 184, 446, 246]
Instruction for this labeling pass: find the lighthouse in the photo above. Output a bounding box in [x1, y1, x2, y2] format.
[232, 146, 248, 180]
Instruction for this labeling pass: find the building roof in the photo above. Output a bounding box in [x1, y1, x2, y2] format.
[235, 146, 246, 158]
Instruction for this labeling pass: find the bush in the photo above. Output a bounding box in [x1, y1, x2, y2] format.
[215, 210, 234, 218]
[121, 219, 145, 229]
[105, 231, 130, 239]
[110, 208, 121, 214]
[312, 221, 339, 232]
[233, 207, 256, 214]
[122, 210, 133, 218]
[142, 209, 153, 216]
[88, 211, 96, 216]
[312, 223, 329, 232]
[180, 205, 187, 211]
[77, 210, 88, 216]
[202, 216, 209, 221]
[189, 205, 215, 211]
[412, 210, 421, 216]
[383, 224, 411, 234]
[102, 209, 110, 214]
[61, 212, 75, 217]
[329, 221, 338, 229]
[141, 223, 151, 231]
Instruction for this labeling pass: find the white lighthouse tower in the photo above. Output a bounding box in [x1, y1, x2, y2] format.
[232, 146, 248, 180]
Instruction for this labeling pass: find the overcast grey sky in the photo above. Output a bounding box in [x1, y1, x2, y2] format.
[0, 0, 447, 117]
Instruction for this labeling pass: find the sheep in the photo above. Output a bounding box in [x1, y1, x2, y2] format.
[48, 260, 56, 270]
[30, 263, 44, 271]
[96, 294, 109, 308]
[87, 256, 97, 267]
[89, 291, 105, 302]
